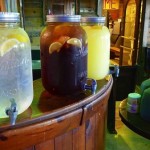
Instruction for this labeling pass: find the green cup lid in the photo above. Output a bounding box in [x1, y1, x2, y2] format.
[128, 93, 141, 99]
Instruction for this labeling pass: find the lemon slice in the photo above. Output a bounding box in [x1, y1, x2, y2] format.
[0, 39, 19, 56]
[67, 38, 82, 48]
[49, 42, 62, 54]
[7, 34, 29, 43]
[58, 36, 70, 44]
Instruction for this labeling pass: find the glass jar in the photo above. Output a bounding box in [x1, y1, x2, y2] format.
[40, 15, 88, 95]
[0, 12, 33, 118]
[81, 17, 110, 80]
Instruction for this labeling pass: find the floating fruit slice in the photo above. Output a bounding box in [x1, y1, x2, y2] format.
[58, 36, 70, 45]
[0, 39, 19, 56]
[67, 38, 82, 48]
[0, 37, 7, 46]
[49, 42, 62, 54]
[7, 33, 29, 42]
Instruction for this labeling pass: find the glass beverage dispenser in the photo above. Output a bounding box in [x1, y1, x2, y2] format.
[40, 15, 97, 95]
[0, 13, 33, 120]
[81, 17, 110, 80]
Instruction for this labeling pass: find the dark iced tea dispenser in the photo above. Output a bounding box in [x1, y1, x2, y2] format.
[40, 15, 96, 95]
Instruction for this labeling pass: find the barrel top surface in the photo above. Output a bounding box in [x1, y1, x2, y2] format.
[0, 75, 112, 132]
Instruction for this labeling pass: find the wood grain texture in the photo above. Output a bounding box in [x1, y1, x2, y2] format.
[0, 76, 113, 150]
[0, 109, 82, 150]
[35, 139, 54, 150]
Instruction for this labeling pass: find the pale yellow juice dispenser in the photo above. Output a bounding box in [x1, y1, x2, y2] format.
[81, 17, 110, 80]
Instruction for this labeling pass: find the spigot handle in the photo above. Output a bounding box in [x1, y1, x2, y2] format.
[109, 65, 120, 77]
[5, 98, 18, 125]
[81, 78, 97, 94]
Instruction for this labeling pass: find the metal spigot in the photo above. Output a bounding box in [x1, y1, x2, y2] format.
[81, 78, 97, 94]
[5, 98, 18, 126]
[115, 66, 120, 77]
[109, 65, 120, 77]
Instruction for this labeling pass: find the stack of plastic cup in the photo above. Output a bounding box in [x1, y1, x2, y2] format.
[127, 93, 141, 113]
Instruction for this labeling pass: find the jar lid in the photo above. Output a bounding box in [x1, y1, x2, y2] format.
[81, 17, 106, 23]
[0, 12, 20, 23]
[128, 93, 141, 99]
[46, 15, 81, 22]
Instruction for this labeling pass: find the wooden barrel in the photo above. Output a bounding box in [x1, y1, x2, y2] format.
[0, 75, 113, 150]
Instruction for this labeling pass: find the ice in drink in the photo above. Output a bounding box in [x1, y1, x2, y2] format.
[0, 28, 33, 118]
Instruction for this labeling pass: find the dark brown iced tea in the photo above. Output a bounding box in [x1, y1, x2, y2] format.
[40, 23, 87, 95]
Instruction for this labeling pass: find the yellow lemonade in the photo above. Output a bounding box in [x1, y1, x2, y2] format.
[82, 17, 110, 80]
